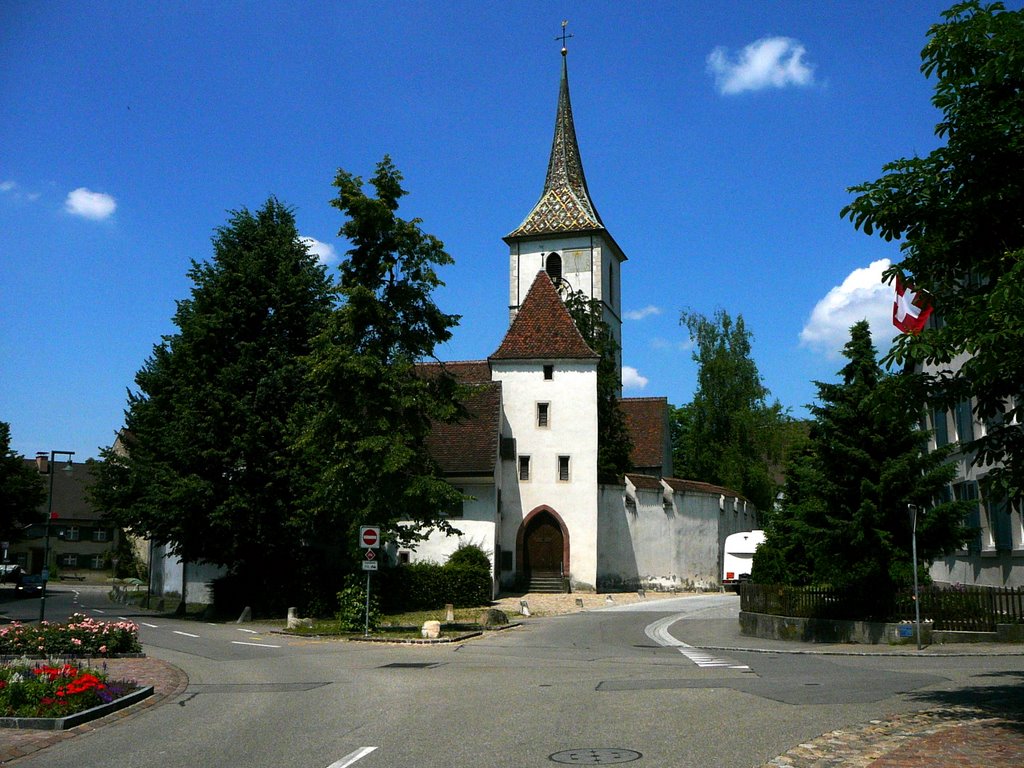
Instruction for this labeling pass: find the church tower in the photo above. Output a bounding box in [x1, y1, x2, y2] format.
[504, 39, 627, 355]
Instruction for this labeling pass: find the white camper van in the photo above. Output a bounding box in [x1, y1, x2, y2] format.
[722, 530, 765, 592]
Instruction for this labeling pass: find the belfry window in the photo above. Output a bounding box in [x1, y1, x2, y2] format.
[545, 252, 562, 282]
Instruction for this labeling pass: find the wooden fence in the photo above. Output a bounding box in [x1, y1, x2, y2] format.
[741, 583, 1024, 631]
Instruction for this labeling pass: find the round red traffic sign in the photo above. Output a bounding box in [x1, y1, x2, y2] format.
[360, 526, 379, 547]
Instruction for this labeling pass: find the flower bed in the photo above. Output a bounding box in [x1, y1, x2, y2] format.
[0, 613, 141, 657]
[0, 662, 139, 719]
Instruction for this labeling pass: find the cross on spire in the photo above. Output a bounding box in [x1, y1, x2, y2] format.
[556, 20, 573, 55]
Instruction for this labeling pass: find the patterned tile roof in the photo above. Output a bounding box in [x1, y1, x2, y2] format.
[620, 397, 669, 473]
[417, 359, 492, 384]
[506, 53, 605, 239]
[423, 381, 502, 477]
[490, 272, 598, 361]
[624, 473, 664, 492]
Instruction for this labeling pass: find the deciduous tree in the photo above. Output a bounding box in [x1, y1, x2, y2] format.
[841, 1, 1024, 500]
[0, 422, 44, 543]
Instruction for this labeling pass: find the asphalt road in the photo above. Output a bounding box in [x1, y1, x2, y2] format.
[9, 590, 1024, 768]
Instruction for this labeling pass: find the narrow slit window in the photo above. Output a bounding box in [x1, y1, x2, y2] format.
[558, 455, 570, 482]
[537, 402, 550, 428]
[519, 455, 531, 481]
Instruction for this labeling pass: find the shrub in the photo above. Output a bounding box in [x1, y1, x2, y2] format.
[377, 561, 491, 613]
[445, 544, 491, 574]
[336, 578, 380, 632]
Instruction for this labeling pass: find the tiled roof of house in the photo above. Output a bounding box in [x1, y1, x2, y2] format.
[416, 359, 492, 384]
[424, 382, 502, 477]
[490, 272, 598, 361]
[506, 53, 605, 239]
[663, 476, 749, 502]
[621, 397, 668, 472]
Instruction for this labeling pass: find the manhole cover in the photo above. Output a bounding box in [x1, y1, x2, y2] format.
[550, 748, 642, 764]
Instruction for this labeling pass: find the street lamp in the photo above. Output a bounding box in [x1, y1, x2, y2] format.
[36, 450, 75, 622]
[908, 503, 922, 651]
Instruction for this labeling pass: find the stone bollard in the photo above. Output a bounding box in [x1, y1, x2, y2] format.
[286, 606, 311, 629]
[237, 606, 252, 623]
[445, 603, 455, 622]
[421, 620, 441, 639]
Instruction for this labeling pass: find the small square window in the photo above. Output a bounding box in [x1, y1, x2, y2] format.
[519, 455, 531, 481]
[90, 554, 105, 570]
[64, 527, 80, 542]
[398, 551, 411, 565]
[92, 528, 109, 542]
[537, 402, 550, 428]
[558, 455, 570, 482]
[543, 364, 554, 380]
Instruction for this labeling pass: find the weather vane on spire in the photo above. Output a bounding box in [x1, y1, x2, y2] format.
[557, 20, 573, 55]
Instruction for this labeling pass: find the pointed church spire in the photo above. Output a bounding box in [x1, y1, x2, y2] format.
[506, 30, 604, 239]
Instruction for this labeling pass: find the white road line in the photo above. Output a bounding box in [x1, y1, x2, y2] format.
[236, 628, 258, 634]
[644, 614, 750, 670]
[173, 630, 200, 638]
[91, 608, 106, 614]
[139, 622, 159, 628]
[327, 747, 377, 768]
[231, 641, 281, 648]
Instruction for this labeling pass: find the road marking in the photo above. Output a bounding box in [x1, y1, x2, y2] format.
[327, 746, 377, 768]
[139, 622, 159, 628]
[231, 641, 281, 648]
[236, 628, 258, 634]
[91, 608, 106, 614]
[644, 614, 750, 670]
[173, 630, 200, 638]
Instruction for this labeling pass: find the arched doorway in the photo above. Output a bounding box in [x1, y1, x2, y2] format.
[518, 507, 569, 591]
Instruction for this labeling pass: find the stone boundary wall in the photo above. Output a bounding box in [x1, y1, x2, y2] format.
[740, 611, 1024, 644]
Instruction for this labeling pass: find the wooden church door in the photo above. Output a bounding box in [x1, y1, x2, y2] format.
[524, 513, 564, 577]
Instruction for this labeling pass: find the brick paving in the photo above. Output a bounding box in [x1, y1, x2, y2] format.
[0, 593, 1020, 765]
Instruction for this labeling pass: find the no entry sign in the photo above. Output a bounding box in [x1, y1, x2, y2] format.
[360, 526, 380, 549]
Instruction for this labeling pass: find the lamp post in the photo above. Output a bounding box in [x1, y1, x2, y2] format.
[908, 503, 922, 651]
[36, 450, 75, 622]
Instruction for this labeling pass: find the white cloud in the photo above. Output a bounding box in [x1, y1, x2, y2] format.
[65, 187, 116, 220]
[300, 236, 338, 266]
[707, 36, 815, 95]
[0, 180, 16, 193]
[651, 336, 693, 353]
[624, 305, 662, 321]
[622, 366, 649, 390]
[799, 258, 895, 360]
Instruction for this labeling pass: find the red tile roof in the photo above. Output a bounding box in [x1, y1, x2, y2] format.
[424, 382, 502, 477]
[625, 473, 664, 492]
[490, 272, 598, 361]
[416, 360, 492, 384]
[662, 476, 748, 501]
[621, 397, 668, 473]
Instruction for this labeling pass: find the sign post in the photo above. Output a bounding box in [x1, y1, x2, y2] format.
[359, 527, 381, 636]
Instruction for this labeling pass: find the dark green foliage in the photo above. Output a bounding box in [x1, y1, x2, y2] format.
[0, 422, 44, 542]
[674, 310, 787, 511]
[377, 561, 492, 613]
[841, 1, 1024, 500]
[295, 156, 464, 559]
[445, 543, 492, 573]
[753, 322, 971, 593]
[89, 198, 335, 612]
[336, 577, 381, 632]
[563, 289, 633, 482]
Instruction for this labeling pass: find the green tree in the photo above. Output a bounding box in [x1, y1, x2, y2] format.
[753, 322, 970, 593]
[841, 1, 1024, 500]
[0, 422, 45, 543]
[563, 289, 633, 482]
[675, 309, 785, 511]
[296, 157, 463, 561]
[89, 199, 335, 610]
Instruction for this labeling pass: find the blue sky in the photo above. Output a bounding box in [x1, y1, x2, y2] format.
[1, 1, 973, 460]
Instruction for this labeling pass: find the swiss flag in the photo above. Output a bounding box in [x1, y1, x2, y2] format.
[893, 276, 933, 334]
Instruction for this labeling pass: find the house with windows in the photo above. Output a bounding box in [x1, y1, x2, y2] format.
[924, 350, 1024, 587]
[10, 458, 120, 579]
[407, 46, 758, 593]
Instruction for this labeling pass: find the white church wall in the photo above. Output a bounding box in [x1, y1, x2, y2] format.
[404, 482, 498, 566]
[492, 358, 599, 589]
